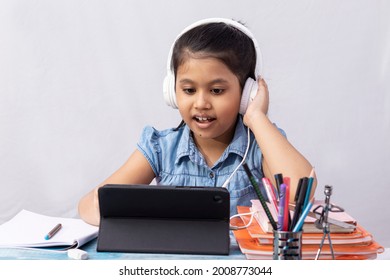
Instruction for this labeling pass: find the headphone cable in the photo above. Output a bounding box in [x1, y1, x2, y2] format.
[221, 125, 251, 189]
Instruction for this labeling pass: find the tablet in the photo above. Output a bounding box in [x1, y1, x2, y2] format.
[97, 184, 230, 255]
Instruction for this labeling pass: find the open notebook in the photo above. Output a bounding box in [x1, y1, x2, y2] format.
[0, 210, 98, 250]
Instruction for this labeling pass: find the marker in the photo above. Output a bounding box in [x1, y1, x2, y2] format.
[282, 177, 290, 231]
[44, 223, 62, 240]
[274, 173, 284, 197]
[277, 184, 286, 231]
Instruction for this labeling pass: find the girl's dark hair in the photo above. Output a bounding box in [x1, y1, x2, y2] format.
[171, 21, 257, 90]
[171, 21, 257, 131]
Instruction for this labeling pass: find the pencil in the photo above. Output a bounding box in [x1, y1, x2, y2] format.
[44, 223, 62, 240]
[309, 167, 315, 178]
[243, 163, 277, 230]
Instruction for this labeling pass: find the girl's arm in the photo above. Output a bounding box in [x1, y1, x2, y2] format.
[78, 150, 155, 226]
[243, 79, 316, 202]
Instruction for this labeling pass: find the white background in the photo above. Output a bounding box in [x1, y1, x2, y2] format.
[1, 0, 389, 248]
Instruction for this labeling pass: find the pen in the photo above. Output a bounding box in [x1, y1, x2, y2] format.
[303, 168, 315, 209]
[303, 177, 314, 209]
[289, 178, 302, 230]
[44, 223, 62, 240]
[290, 177, 308, 231]
[243, 163, 277, 230]
[293, 198, 315, 232]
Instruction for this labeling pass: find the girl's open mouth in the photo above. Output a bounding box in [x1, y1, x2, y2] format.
[194, 116, 216, 123]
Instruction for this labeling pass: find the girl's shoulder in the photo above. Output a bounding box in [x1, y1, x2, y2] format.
[138, 125, 187, 147]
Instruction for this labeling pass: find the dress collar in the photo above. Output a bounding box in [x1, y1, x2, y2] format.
[175, 116, 249, 167]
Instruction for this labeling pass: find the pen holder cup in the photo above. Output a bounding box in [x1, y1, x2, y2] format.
[273, 230, 302, 260]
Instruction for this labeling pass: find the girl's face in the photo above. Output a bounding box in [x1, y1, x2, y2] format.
[175, 56, 241, 144]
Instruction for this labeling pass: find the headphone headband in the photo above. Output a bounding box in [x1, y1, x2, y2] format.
[163, 18, 263, 112]
[165, 18, 262, 77]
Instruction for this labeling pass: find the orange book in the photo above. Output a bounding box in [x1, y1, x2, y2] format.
[251, 200, 357, 233]
[232, 206, 384, 260]
[237, 206, 373, 245]
[232, 224, 384, 260]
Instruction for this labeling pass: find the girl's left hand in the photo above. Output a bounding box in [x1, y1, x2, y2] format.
[243, 78, 269, 128]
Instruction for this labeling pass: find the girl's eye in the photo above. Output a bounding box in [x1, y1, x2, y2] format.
[183, 88, 196, 95]
[211, 88, 224, 95]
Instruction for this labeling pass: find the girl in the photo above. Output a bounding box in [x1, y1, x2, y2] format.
[78, 18, 315, 226]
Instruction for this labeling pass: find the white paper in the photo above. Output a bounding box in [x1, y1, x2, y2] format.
[0, 210, 98, 248]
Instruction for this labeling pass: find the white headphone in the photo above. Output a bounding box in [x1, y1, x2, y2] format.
[163, 18, 263, 115]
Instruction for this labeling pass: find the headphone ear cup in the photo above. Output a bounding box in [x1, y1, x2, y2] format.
[239, 78, 258, 115]
[163, 72, 178, 109]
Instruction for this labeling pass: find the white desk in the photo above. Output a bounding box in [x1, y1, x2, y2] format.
[376, 248, 389, 260]
[0, 238, 388, 260]
[0, 237, 245, 260]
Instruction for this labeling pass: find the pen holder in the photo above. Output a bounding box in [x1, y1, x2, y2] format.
[273, 230, 302, 260]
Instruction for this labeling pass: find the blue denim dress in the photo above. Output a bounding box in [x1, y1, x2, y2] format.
[137, 116, 285, 215]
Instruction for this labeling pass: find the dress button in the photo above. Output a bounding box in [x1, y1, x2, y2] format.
[209, 172, 214, 179]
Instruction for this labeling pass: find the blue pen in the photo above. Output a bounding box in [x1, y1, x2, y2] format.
[277, 184, 286, 231]
[303, 177, 314, 209]
[293, 198, 314, 232]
